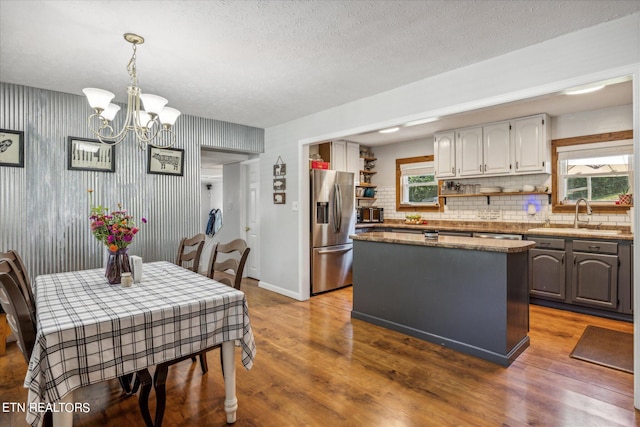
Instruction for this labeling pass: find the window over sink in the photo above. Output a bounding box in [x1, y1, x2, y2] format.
[396, 156, 442, 212]
[552, 130, 633, 213]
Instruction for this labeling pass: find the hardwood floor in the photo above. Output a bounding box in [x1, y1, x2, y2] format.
[0, 279, 636, 426]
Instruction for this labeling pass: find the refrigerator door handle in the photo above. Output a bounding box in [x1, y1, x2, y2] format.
[333, 183, 342, 233]
[317, 247, 353, 255]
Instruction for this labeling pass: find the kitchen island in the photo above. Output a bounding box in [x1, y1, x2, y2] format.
[351, 232, 535, 366]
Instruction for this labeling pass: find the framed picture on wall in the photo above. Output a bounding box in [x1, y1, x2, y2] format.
[273, 193, 286, 204]
[147, 146, 185, 176]
[0, 129, 25, 168]
[273, 178, 286, 191]
[273, 163, 286, 176]
[67, 136, 115, 172]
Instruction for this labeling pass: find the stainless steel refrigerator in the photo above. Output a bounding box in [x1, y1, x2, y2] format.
[310, 169, 356, 294]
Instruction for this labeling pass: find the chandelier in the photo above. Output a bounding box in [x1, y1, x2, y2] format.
[83, 33, 181, 150]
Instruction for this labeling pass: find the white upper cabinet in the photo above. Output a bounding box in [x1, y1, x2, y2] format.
[482, 121, 511, 175]
[433, 113, 551, 179]
[331, 140, 347, 171]
[434, 131, 456, 178]
[513, 114, 550, 174]
[345, 141, 360, 184]
[332, 140, 360, 182]
[456, 127, 483, 176]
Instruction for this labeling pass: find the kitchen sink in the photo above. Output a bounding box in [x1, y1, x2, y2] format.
[527, 227, 622, 236]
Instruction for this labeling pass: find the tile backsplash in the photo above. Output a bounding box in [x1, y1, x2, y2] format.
[373, 174, 631, 227]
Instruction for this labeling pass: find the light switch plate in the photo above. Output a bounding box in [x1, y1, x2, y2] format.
[292, 201, 299, 211]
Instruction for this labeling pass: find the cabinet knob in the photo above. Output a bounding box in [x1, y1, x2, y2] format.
[451, 167, 455, 174]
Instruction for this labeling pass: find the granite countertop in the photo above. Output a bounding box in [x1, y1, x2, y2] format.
[356, 220, 633, 241]
[351, 232, 536, 253]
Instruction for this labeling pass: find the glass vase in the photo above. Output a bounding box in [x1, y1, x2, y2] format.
[105, 248, 131, 285]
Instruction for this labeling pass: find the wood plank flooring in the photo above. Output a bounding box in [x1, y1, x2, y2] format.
[0, 279, 636, 426]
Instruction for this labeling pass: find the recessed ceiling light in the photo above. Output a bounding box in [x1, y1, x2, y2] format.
[405, 117, 439, 127]
[379, 127, 399, 133]
[564, 85, 605, 95]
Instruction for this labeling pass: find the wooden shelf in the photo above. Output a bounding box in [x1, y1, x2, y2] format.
[356, 197, 377, 201]
[439, 191, 551, 205]
[357, 183, 376, 188]
[360, 170, 377, 174]
[361, 157, 377, 162]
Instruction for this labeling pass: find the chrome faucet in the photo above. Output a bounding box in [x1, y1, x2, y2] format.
[574, 198, 593, 228]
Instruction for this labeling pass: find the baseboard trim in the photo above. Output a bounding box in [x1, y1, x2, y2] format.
[258, 281, 304, 301]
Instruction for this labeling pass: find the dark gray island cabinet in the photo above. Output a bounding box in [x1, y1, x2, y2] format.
[350, 232, 535, 367]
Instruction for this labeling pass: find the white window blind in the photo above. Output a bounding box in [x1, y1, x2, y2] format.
[400, 161, 433, 177]
[557, 139, 633, 161]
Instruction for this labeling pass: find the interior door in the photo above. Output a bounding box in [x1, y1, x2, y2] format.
[245, 161, 260, 279]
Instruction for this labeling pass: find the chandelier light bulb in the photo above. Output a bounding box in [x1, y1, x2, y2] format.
[139, 93, 168, 116]
[101, 103, 121, 122]
[83, 88, 115, 111]
[159, 107, 181, 126]
[137, 111, 153, 129]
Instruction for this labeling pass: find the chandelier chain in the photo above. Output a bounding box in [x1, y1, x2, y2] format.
[127, 43, 138, 87]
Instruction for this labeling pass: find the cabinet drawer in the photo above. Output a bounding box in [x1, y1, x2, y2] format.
[527, 237, 565, 250]
[573, 240, 618, 255]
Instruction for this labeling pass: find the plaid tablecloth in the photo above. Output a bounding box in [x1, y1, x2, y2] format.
[24, 261, 256, 427]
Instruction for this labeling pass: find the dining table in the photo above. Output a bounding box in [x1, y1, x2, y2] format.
[24, 261, 256, 427]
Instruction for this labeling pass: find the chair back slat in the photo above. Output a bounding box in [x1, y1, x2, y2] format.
[0, 254, 35, 324]
[206, 239, 250, 290]
[175, 234, 205, 272]
[0, 271, 36, 364]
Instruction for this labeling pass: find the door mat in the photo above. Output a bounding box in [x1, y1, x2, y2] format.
[570, 325, 633, 374]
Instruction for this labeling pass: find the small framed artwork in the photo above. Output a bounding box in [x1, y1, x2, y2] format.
[67, 136, 115, 172]
[147, 146, 185, 176]
[273, 163, 286, 176]
[273, 193, 286, 204]
[0, 129, 25, 168]
[273, 178, 286, 191]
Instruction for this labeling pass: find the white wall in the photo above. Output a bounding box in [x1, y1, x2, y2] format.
[371, 138, 434, 187]
[261, 13, 640, 301]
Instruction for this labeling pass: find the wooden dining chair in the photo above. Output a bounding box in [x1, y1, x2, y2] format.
[193, 239, 250, 374]
[205, 238, 250, 290]
[0, 270, 36, 363]
[175, 233, 205, 272]
[0, 252, 35, 325]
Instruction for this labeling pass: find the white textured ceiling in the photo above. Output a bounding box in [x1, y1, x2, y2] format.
[1, 1, 639, 132]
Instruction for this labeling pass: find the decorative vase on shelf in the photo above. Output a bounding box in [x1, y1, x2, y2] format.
[619, 193, 633, 205]
[105, 248, 131, 285]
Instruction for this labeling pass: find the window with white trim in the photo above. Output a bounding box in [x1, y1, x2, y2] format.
[557, 139, 633, 203]
[400, 161, 438, 205]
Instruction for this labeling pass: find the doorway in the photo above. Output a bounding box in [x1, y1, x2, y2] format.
[200, 148, 251, 273]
